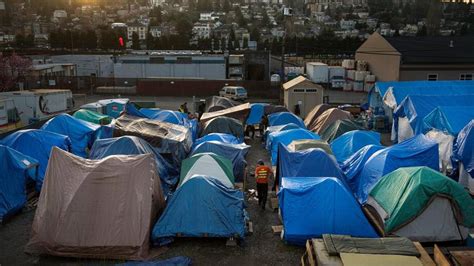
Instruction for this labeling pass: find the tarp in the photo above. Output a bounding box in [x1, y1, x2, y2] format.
[114, 114, 192, 168]
[152, 175, 245, 244]
[0, 145, 38, 221]
[264, 105, 289, 115]
[277, 144, 344, 186]
[25, 148, 165, 260]
[97, 98, 129, 118]
[264, 123, 302, 149]
[287, 139, 333, 155]
[278, 177, 378, 246]
[0, 129, 71, 191]
[354, 134, 439, 203]
[89, 136, 178, 196]
[320, 119, 365, 143]
[341, 145, 385, 193]
[190, 141, 250, 181]
[331, 130, 381, 163]
[200, 103, 251, 124]
[304, 104, 332, 130]
[180, 153, 234, 188]
[309, 108, 352, 134]
[424, 106, 474, 136]
[369, 167, 474, 233]
[268, 112, 305, 128]
[394, 95, 474, 138]
[193, 133, 242, 149]
[206, 96, 240, 112]
[117, 256, 192, 266]
[73, 109, 112, 125]
[452, 120, 474, 178]
[246, 103, 268, 125]
[200, 116, 244, 140]
[80, 102, 104, 113]
[269, 128, 320, 165]
[41, 114, 101, 157]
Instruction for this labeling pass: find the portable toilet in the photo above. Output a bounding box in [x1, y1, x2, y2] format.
[283, 76, 324, 118]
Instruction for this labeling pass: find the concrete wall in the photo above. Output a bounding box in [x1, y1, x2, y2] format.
[50, 54, 114, 78]
[399, 65, 474, 81]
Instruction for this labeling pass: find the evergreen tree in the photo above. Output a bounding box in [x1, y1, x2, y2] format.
[426, 0, 442, 36]
[242, 37, 248, 49]
[132, 32, 140, 49]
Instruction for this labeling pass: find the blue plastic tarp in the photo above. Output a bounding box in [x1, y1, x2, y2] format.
[354, 134, 439, 203]
[269, 128, 320, 165]
[190, 141, 250, 181]
[278, 144, 344, 186]
[193, 133, 242, 149]
[268, 112, 305, 128]
[0, 129, 71, 191]
[89, 136, 178, 196]
[152, 175, 245, 244]
[394, 95, 474, 136]
[424, 106, 474, 136]
[452, 120, 474, 177]
[0, 145, 38, 221]
[97, 98, 129, 118]
[41, 114, 101, 157]
[331, 130, 381, 163]
[265, 123, 302, 149]
[278, 177, 378, 246]
[116, 256, 192, 266]
[246, 103, 268, 125]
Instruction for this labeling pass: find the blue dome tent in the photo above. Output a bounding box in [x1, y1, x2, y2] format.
[268, 128, 320, 165]
[246, 103, 268, 125]
[330, 130, 381, 163]
[268, 112, 305, 128]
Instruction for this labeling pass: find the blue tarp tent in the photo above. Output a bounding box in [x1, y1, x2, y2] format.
[269, 128, 320, 165]
[246, 103, 268, 125]
[278, 177, 378, 246]
[264, 123, 302, 148]
[97, 98, 129, 118]
[190, 141, 250, 181]
[0, 145, 38, 221]
[0, 129, 71, 191]
[193, 133, 242, 149]
[394, 95, 474, 138]
[89, 136, 178, 195]
[424, 106, 474, 136]
[152, 175, 245, 245]
[354, 134, 439, 203]
[340, 145, 385, 193]
[268, 112, 305, 128]
[331, 130, 381, 163]
[41, 114, 103, 157]
[278, 144, 344, 186]
[117, 256, 192, 266]
[452, 120, 474, 179]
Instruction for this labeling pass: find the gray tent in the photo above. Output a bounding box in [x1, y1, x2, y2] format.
[200, 116, 244, 139]
[206, 96, 240, 112]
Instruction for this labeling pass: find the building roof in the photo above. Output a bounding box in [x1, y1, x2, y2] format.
[283, 76, 322, 90]
[385, 36, 474, 64]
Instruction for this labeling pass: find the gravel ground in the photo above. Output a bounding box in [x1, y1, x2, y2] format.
[0, 136, 303, 265]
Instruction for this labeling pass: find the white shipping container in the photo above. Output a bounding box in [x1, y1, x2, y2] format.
[343, 82, 353, 91]
[342, 59, 355, 70]
[329, 66, 346, 79]
[355, 71, 367, 81]
[353, 81, 364, 92]
[364, 74, 376, 92]
[0, 97, 16, 126]
[306, 62, 329, 83]
[346, 70, 356, 81]
[0, 89, 73, 125]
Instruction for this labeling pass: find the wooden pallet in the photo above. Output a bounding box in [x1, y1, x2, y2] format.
[272, 225, 283, 234]
[302, 239, 318, 266]
[413, 242, 436, 266]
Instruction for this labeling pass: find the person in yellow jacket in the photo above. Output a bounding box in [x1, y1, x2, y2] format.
[255, 159, 273, 210]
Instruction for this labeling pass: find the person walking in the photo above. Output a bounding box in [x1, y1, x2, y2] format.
[255, 159, 273, 210]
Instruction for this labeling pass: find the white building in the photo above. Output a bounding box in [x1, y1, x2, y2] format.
[53, 10, 67, 19]
[127, 24, 148, 40]
[340, 19, 356, 30]
[149, 26, 162, 38]
[192, 23, 212, 39]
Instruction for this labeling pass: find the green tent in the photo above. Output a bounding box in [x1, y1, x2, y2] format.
[180, 153, 234, 188]
[287, 139, 334, 155]
[320, 119, 364, 143]
[369, 167, 474, 241]
[73, 109, 112, 125]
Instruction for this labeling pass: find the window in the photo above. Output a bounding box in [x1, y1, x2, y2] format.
[293, 89, 305, 93]
[305, 89, 318, 93]
[460, 73, 473, 80]
[427, 74, 438, 81]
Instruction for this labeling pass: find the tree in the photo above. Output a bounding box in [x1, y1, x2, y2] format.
[250, 26, 261, 43]
[242, 37, 248, 49]
[132, 32, 140, 49]
[417, 25, 427, 36]
[426, 0, 442, 36]
[0, 53, 32, 92]
[149, 5, 162, 25]
[223, 0, 230, 12]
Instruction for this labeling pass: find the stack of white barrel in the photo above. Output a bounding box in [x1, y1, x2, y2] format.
[364, 75, 376, 92]
[354, 60, 371, 92]
[342, 59, 355, 91]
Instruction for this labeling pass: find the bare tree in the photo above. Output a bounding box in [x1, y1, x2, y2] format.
[0, 53, 32, 92]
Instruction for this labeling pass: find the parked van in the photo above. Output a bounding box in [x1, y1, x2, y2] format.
[219, 86, 248, 101]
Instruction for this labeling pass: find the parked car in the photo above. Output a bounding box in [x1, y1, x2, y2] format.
[219, 86, 248, 101]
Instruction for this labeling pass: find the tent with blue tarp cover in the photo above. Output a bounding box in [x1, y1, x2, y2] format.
[97, 98, 129, 118]
[0, 145, 38, 222]
[354, 134, 439, 204]
[452, 120, 474, 193]
[277, 144, 344, 186]
[269, 128, 320, 165]
[340, 145, 385, 193]
[193, 133, 242, 149]
[268, 112, 305, 128]
[264, 123, 302, 148]
[41, 114, 104, 158]
[152, 175, 246, 245]
[116, 256, 192, 266]
[278, 177, 378, 246]
[246, 103, 268, 125]
[393, 95, 474, 141]
[190, 141, 250, 181]
[0, 129, 71, 191]
[331, 130, 381, 163]
[89, 136, 179, 196]
[424, 106, 474, 136]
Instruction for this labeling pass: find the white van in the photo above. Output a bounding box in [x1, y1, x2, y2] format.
[219, 86, 248, 101]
